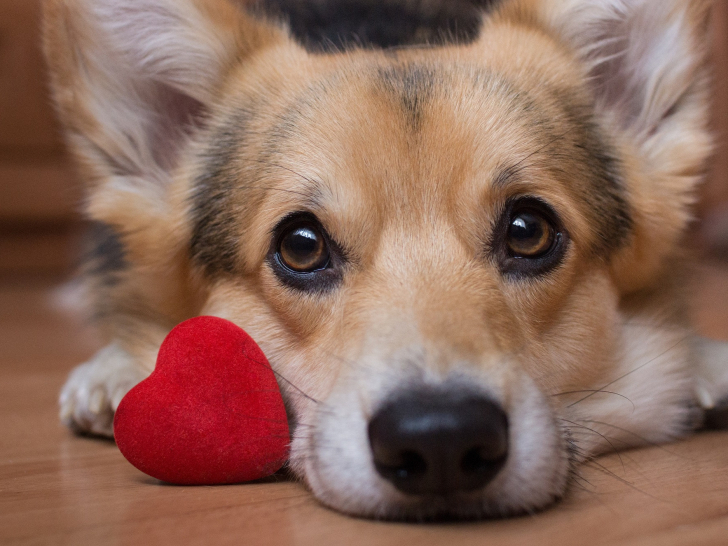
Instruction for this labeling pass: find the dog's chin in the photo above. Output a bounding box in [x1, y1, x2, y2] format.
[287, 374, 571, 521]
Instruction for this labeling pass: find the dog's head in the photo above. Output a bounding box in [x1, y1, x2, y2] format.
[45, 0, 712, 519]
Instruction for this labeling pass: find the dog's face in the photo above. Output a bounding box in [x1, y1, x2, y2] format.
[194, 40, 633, 516]
[46, 0, 712, 519]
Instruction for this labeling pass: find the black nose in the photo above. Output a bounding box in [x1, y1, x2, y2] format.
[368, 391, 508, 496]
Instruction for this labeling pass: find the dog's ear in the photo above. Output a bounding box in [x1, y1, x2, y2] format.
[542, 0, 712, 139]
[44, 0, 288, 230]
[525, 0, 714, 292]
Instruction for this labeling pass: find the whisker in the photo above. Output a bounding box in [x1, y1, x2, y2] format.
[246, 158, 321, 189]
[274, 371, 324, 406]
[581, 459, 667, 503]
[553, 389, 636, 412]
[559, 418, 626, 473]
[245, 353, 324, 406]
[509, 129, 572, 173]
[567, 334, 690, 408]
[570, 469, 596, 490]
[233, 184, 312, 199]
[581, 419, 690, 459]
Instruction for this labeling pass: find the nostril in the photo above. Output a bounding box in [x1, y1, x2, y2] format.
[375, 449, 428, 482]
[460, 445, 506, 477]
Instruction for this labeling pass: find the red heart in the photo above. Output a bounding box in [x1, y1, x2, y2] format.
[113, 316, 289, 484]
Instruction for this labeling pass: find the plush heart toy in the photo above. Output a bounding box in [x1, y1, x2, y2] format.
[113, 316, 290, 485]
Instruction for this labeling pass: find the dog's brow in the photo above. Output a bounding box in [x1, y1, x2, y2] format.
[272, 165, 328, 211]
[492, 165, 520, 189]
[493, 129, 573, 191]
[264, 161, 327, 206]
[301, 184, 327, 212]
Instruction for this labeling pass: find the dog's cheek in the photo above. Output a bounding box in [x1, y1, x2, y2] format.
[519, 270, 621, 397]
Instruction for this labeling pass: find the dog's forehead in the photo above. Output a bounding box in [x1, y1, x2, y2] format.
[269, 56, 628, 232]
[248, 59, 560, 216]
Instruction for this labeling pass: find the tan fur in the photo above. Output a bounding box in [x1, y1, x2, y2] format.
[45, 0, 722, 519]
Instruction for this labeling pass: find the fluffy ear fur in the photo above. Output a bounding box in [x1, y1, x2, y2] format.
[533, 0, 714, 292]
[44, 0, 287, 231]
[543, 0, 712, 137]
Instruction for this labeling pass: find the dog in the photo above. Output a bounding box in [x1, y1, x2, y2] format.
[44, 0, 728, 520]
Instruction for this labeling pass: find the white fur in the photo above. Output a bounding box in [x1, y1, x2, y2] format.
[61, 0, 249, 205]
[287, 313, 708, 519]
[60, 343, 145, 436]
[563, 319, 698, 458]
[93, 1, 240, 104]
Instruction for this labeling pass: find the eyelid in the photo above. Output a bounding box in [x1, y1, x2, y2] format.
[271, 211, 321, 237]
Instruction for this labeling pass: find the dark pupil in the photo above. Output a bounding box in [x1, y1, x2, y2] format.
[508, 212, 551, 257]
[281, 227, 325, 271]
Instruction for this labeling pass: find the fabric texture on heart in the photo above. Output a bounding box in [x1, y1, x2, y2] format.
[113, 316, 290, 484]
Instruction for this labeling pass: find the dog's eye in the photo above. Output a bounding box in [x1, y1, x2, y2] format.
[507, 211, 555, 258]
[270, 213, 343, 292]
[494, 198, 567, 277]
[278, 224, 330, 272]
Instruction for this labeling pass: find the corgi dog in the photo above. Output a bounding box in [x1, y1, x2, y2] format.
[44, 0, 728, 520]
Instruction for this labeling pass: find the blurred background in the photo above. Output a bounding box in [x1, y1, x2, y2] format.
[1, 0, 728, 280]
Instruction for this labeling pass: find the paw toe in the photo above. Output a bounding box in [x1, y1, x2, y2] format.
[58, 344, 144, 438]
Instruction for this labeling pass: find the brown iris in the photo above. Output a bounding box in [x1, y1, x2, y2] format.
[279, 224, 330, 272]
[506, 210, 555, 258]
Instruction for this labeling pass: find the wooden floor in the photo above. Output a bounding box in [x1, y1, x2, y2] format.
[1, 264, 728, 546]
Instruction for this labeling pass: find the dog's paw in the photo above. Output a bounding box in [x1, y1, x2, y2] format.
[59, 343, 146, 437]
[694, 338, 728, 430]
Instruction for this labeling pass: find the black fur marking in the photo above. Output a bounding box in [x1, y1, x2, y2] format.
[189, 108, 255, 276]
[256, 0, 499, 51]
[549, 92, 633, 255]
[377, 64, 440, 130]
[580, 138, 633, 254]
[85, 222, 127, 286]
